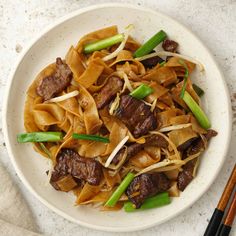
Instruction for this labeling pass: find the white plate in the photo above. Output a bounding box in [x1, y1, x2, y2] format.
[3, 3, 232, 232]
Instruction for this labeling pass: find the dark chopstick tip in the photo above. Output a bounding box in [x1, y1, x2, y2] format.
[203, 209, 224, 236]
[217, 225, 231, 236]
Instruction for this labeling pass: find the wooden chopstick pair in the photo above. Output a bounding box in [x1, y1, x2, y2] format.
[204, 164, 236, 236]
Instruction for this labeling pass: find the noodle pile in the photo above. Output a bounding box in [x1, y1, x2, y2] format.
[23, 25, 214, 210]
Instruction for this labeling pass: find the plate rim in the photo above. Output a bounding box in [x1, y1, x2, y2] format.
[2, 3, 232, 232]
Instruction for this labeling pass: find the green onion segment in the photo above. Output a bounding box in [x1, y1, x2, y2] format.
[124, 192, 170, 212]
[179, 59, 189, 98]
[72, 133, 110, 143]
[133, 30, 167, 58]
[83, 34, 124, 54]
[183, 91, 211, 129]
[130, 84, 153, 99]
[17, 132, 63, 143]
[105, 172, 135, 207]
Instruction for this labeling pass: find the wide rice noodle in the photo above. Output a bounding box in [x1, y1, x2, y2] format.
[77, 84, 102, 134]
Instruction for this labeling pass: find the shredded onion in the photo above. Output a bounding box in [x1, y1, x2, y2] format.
[136, 159, 185, 176]
[158, 123, 192, 132]
[193, 157, 200, 177]
[135, 51, 204, 72]
[121, 72, 133, 92]
[107, 147, 128, 170]
[97, 147, 128, 171]
[102, 24, 134, 62]
[152, 164, 183, 173]
[104, 136, 129, 167]
[46, 90, 79, 103]
[200, 134, 208, 149]
[161, 148, 171, 159]
[142, 100, 152, 107]
[183, 152, 201, 164]
[150, 98, 157, 112]
[109, 93, 120, 115]
[128, 70, 139, 80]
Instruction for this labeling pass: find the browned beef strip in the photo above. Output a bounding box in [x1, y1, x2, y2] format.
[162, 39, 179, 52]
[126, 173, 170, 208]
[50, 148, 78, 191]
[116, 95, 157, 138]
[145, 135, 168, 148]
[141, 56, 164, 68]
[205, 129, 218, 139]
[177, 137, 198, 152]
[50, 149, 102, 190]
[112, 134, 168, 165]
[127, 143, 144, 157]
[187, 129, 217, 156]
[177, 129, 217, 191]
[70, 156, 102, 186]
[112, 143, 143, 165]
[95, 76, 123, 109]
[177, 160, 196, 191]
[50, 171, 69, 191]
[37, 57, 72, 101]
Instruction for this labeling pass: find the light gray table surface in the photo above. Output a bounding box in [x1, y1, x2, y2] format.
[0, 0, 235, 235]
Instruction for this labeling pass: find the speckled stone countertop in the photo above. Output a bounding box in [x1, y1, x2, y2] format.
[0, 0, 236, 235]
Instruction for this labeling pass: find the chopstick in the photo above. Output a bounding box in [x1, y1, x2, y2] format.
[217, 191, 236, 236]
[204, 164, 236, 236]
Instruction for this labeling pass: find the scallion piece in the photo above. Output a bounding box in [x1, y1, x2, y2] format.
[124, 192, 170, 212]
[130, 84, 153, 99]
[105, 172, 135, 207]
[133, 30, 167, 58]
[17, 132, 63, 143]
[159, 61, 166, 67]
[72, 133, 109, 143]
[183, 91, 211, 129]
[193, 83, 205, 97]
[179, 59, 189, 98]
[39, 143, 52, 159]
[83, 34, 124, 54]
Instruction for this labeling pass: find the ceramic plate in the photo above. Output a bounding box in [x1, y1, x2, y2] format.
[3, 3, 231, 232]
